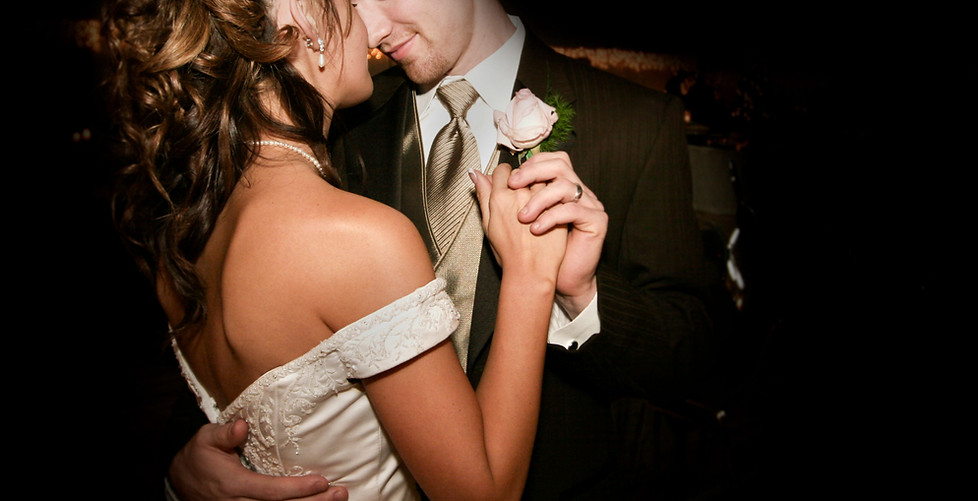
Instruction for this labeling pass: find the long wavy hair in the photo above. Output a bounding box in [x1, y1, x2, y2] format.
[102, 0, 351, 339]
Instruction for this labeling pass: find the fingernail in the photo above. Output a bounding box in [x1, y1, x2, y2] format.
[468, 168, 477, 182]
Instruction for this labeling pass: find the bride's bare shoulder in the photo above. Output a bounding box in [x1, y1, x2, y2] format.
[231, 175, 434, 326]
[234, 170, 421, 254]
[308, 184, 428, 267]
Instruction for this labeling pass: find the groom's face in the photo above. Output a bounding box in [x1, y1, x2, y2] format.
[354, 0, 475, 86]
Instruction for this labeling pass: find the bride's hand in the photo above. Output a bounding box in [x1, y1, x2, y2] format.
[470, 164, 567, 281]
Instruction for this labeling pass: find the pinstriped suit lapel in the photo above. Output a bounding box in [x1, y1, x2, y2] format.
[346, 77, 434, 257]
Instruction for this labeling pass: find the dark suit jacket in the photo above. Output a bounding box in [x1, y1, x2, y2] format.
[328, 34, 717, 500]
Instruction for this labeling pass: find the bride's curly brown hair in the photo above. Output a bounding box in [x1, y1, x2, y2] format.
[102, 0, 352, 338]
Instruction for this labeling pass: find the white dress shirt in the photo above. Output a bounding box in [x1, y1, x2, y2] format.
[415, 17, 600, 350]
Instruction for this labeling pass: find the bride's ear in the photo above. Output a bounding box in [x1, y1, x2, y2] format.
[286, 0, 326, 69]
[287, 0, 321, 41]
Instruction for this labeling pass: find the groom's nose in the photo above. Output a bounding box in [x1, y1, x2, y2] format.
[355, 2, 392, 50]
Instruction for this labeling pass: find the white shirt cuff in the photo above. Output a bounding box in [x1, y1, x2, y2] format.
[547, 293, 600, 349]
[164, 477, 181, 501]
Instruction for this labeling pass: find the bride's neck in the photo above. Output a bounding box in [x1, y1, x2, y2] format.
[261, 91, 332, 135]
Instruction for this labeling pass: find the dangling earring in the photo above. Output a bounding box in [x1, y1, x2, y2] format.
[304, 37, 326, 69]
[317, 38, 326, 69]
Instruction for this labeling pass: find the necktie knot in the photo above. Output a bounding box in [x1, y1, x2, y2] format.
[437, 79, 479, 119]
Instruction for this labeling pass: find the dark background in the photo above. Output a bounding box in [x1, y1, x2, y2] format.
[46, 1, 965, 498]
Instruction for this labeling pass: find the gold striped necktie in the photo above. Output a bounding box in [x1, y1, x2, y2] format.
[424, 79, 481, 258]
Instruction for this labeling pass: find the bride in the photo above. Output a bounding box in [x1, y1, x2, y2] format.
[103, 0, 566, 499]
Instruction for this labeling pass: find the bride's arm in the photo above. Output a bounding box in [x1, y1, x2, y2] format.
[362, 165, 565, 501]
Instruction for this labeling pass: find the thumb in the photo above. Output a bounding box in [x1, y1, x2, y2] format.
[470, 168, 492, 221]
[214, 420, 249, 450]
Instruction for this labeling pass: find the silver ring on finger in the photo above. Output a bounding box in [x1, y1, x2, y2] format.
[572, 183, 583, 202]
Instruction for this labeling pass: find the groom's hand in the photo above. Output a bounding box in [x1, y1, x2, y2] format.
[507, 151, 606, 318]
[169, 421, 348, 501]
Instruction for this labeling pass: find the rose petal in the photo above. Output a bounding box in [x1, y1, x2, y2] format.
[494, 89, 558, 151]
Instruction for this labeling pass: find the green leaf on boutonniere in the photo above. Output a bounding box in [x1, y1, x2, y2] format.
[537, 89, 574, 154]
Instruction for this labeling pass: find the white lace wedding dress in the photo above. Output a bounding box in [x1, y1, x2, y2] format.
[173, 278, 458, 500]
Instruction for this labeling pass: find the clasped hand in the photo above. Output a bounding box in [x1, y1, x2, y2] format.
[471, 152, 608, 317]
[470, 163, 566, 281]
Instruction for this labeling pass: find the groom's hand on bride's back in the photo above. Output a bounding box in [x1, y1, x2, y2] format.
[169, 420, 348, 501]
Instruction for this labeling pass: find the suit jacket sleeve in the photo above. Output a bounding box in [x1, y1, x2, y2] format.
[547, 69, 719, 406]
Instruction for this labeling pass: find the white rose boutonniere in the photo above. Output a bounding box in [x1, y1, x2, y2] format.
[494, 87, 574, 162]
[494, 88, 557, 152]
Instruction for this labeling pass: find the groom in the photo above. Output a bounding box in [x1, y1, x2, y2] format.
[166, 0, 718, 499]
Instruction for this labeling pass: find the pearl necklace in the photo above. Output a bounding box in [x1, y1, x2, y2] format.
[251, 140, 325, 178]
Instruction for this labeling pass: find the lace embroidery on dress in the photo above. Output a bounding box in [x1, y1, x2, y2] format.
[173, 278, 458, 477]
